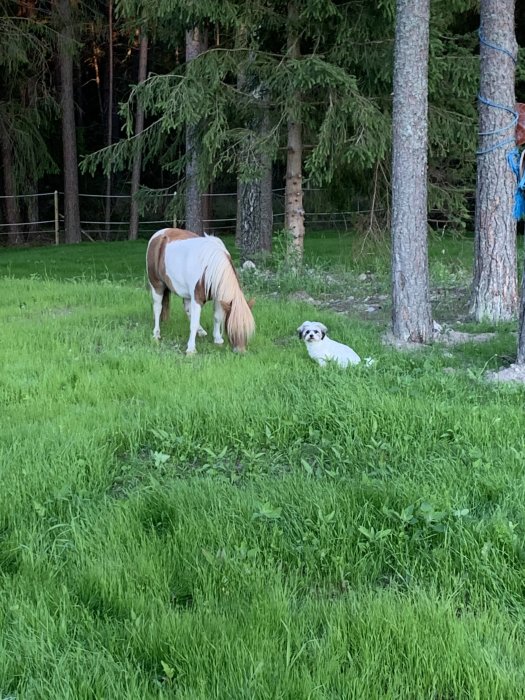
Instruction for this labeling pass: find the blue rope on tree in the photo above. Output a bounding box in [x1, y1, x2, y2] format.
[507, 148, 525, 220]
[476, 28, 518, 156]
[476, 94, 517, 155]
[477, 28, 522, 218]
[479, 29, 517, 64]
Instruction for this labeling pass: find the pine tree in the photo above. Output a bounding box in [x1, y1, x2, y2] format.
[285, 1, 304, 261]
[0, 0, 58, 245]
[391, 0, 433, 343]
[87, 0, 389, 256]
[56, 0, 81, 244]
[235, 22, 273, 262]
[185, 25, 207, 234]
[128, 28, 149, 241]
[104, 0, 115, 239]
[470, 0, 518, 321]
[0, 121, 21, 245]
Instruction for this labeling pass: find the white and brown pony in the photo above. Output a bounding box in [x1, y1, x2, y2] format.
[146, 228, 255, 354]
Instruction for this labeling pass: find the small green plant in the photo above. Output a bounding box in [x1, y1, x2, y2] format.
[383, 501, 448, 535]
[252, 502, 282, 521]
[160, 661, 176, 685]
[358, 525, 393, 543]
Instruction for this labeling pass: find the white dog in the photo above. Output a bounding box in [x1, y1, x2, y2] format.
[297, 321, 361, 368]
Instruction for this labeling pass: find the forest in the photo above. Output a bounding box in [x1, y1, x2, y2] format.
[1, 0, 521, 244]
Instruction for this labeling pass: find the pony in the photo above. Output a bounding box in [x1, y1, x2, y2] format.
[146, 228, 255, 354]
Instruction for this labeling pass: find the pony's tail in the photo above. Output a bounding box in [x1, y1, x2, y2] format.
[161, 288, 171, 321]
[227, 294, 255, 349]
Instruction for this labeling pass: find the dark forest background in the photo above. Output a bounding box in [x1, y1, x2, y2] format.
[0, 0, 524, 245]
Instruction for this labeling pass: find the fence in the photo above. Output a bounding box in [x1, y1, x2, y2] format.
[0, 189, 384, 244]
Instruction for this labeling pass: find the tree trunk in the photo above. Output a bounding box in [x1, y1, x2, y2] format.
[470, 0, 517, 322]
[517, 272, 525, 363]
[238, 140, 273, 261]
[185, 27, 206, 235]
[391, 0, 432, 343]
[260, 152, 273, 252]
[0, 122, 23, 246]
[235, 24, 248, 250]
[57, 0, 81, 244]
[129, 30, 149, 241]
[284, 2, 304, 262]
[237, 164, 273, 262]
[104, 0, 114, 240]
[236, 50, 273, 262]
[238, 178, 262, 262]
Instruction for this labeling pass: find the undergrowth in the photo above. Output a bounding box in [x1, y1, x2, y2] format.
[1, 231, 524, 698]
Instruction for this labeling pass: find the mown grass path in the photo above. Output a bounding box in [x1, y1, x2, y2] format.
[1, 234, 525, 698]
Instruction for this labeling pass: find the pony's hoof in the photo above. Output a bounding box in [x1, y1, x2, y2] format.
[214, 338, 224, 345]
[152, 334, 161, 342]
[186, 348, 197, 356]
[197, 328, 207, 337]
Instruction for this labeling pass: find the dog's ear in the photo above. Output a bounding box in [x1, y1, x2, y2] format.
[316, 322, 327, 339]
[297, 322, 306, 339]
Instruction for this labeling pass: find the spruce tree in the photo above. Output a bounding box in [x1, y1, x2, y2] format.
[88, 0, 389, 258]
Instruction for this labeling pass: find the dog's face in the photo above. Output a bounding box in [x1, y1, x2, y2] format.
[297, 321, 327, 343]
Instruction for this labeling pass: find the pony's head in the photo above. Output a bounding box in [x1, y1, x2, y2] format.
[222, 297, 255, 352]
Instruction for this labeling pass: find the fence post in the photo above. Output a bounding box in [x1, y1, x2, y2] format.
[54, 190, 59, 245]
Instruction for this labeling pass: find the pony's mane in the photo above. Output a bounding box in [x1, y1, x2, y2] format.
[199, 234, 238, 302]
[200, 235, 255, 347]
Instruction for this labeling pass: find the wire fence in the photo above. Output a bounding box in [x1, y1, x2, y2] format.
[0, 189, 384, 244]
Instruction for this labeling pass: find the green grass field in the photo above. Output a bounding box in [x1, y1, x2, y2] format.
[1, 231, 525, 698]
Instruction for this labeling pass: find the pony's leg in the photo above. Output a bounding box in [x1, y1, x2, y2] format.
[183, 298, 207, 336]
[151, 286, 164, 340]
[186, 299, 204, 354]
[212, 300, 225, 345]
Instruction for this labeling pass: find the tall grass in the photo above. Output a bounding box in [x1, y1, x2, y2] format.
[1, 233, 525, 698]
